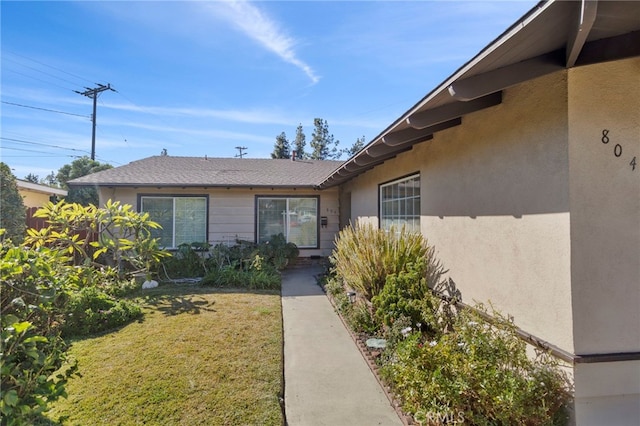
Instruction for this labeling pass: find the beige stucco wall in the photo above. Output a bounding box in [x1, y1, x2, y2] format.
[20, 190, 52, 208]
[567, 57, 640, 423]
[568, 57, 640, 354]
[343, 71, 575, 353]
[98, 186, 340, 257]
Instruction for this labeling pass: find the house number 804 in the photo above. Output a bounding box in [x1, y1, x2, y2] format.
[601, 129, 636, 171]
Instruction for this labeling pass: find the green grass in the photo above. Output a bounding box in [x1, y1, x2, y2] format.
[45, 286, 284, 426]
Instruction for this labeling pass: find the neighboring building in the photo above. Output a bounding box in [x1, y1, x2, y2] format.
[69, 156, 343, 257]
[17, 179, 67, 208]
[70, 1, 639, 424]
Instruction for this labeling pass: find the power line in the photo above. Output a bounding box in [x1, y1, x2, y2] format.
[0, 136, 91, 155]
[1, 101, 90, 118]
[4, 56, 86, 89]
[4, 50, 97, 86]
[0, 146, 81, 158]
[4, 67, 78, 92]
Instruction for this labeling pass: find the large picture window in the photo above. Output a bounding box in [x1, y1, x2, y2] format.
[379, 174, 420, 232]
[140, 196, 208, 248]
[257, 197, 318, 248]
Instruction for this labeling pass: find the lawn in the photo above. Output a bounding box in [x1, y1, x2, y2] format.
[44, 286, 284, 426]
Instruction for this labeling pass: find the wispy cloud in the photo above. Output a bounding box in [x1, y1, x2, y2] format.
[103, 101, 296, 126]
[205, 0, 319, 84]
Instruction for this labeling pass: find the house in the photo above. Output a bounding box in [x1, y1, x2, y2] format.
[17, 179, 67, 208]
[70, 0, 639, 424]
[68, 156, 343, 257]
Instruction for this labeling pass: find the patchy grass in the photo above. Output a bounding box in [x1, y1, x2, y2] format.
[45, 286, 284, 426]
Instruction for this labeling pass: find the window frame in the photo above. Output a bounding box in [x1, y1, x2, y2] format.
[137, 194, 209, 249]
[378, 173, 420, 233]
[255, 195, 320, 249]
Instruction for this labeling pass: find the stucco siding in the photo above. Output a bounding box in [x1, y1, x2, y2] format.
[343, 71, 574, 352]
[21, 191, 52, 208]
[568, 56, 640, 355]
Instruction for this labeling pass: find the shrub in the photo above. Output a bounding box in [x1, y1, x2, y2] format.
[257, 233, 299, 270]
[330, 223, 430, 300]
[1, 238, 77, 424]
[372, 260, 442, 338]
[380, 307, 571, 425]
[62, 287, 143, 337]
[0, 317, 77, 425]
[201, 255, 281, 290]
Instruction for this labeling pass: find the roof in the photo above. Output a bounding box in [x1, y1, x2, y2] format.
[17, 180, 68, 197]
[68, 156, 344, 188]
[318, 0, 640, 188]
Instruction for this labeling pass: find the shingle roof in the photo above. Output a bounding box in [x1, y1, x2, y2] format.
[68, 156, 343, 188]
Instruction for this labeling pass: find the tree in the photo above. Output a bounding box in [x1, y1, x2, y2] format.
[56, 157, 112, 206]
[343, 135, 366, 158]
[24, 173, 40, 183]
[271, 132, 291, 159]
[293, 124, 307, 159]
[310, 118, 340, 160]
[0, 162, 26, 243]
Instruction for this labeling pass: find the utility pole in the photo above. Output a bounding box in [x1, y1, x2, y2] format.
[235, 146, 248, 158]
[76, 83, 114, 160]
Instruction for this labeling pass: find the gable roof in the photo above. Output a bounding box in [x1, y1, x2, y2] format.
[16, 180, 68, 197]
[68, 156, 344, 189]
[318, 0, 640, 188]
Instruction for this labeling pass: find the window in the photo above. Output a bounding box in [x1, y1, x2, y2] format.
[379, 174, 420, 232]
[257, 197, 318, 248]
[140, 196, 208, 248]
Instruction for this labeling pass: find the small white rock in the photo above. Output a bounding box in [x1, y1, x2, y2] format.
[142, 280, 159, 289]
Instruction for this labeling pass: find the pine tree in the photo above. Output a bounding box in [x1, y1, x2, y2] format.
[293, 124, 307, 159]
[24, 173, 40, 183]
[271, 132, 291, 159]
[343, 135, 366, 158]
[310, 118, 340, 160]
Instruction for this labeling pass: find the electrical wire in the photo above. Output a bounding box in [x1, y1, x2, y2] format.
[2, 101, 90, 119]
[0, 137, 92, 155]
[4, 50, 97, 86]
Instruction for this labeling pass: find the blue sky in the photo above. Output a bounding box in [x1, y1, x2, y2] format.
[1, 0, 536, 180]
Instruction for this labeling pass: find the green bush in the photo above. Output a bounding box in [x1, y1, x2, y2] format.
[1, 239, 77, 424]
[62, 287, 143, 337]
[0, 317, 78, 425]
[164, 234, 298, 282]
[380, 307, 571, 425]
[330, 223, 430, 300]
[201, 255, 281, 290]
[372, 260, 442, 338]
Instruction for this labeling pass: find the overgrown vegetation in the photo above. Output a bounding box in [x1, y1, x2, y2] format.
[1, 200, 166, 424]
[327, 223, 572, 425]
[163, 233, 298, 290]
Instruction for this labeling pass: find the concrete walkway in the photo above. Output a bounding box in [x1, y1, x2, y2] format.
[281, 266, 402, 426]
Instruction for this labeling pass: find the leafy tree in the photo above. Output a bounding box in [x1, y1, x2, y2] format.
[0, 162, 26, 243]
[271, 132, 291, 159]
[310, 118, 340, 160]
[24, 173, 40, 183]
[343, 135, 366, 158]
[293, 123, 307, 159]
[42, 171, 58, 187]
[56, 156, 112, 206]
